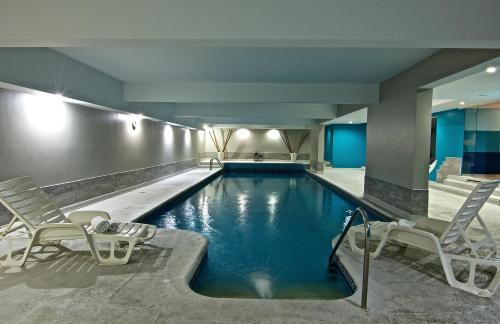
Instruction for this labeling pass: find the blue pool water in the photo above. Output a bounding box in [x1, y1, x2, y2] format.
[142, 172, 381, 299]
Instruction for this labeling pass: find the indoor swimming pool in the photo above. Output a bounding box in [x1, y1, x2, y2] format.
[142, 172, 381, 299]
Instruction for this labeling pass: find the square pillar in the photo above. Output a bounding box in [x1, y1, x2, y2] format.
[309, 124, 325, 172]
[364, 88, 433, 217]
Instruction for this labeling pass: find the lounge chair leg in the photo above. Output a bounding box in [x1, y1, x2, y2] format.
[347, 228, 388, 259]
[88, 238, 138, 265]
[0, 237, 34, 267]
[442, 255, 500, 297]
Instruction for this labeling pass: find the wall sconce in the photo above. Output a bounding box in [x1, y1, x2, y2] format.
[131, 121, 137, 130]
[267, 129, 280, 140]
[236, 128, 250, 140]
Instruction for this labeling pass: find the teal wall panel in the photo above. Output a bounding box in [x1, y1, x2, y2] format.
[325, 124, 366, 168]
[429, 109, 464, 180]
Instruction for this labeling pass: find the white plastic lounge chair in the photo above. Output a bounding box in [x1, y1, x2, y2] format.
[348, 180, 500, 297]
[0, 176, 156, 267]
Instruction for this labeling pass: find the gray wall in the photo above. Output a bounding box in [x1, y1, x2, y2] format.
[0, 87, 203, 186]
[366, 49, 500, 190]
[0, 48, 124, 109]
[0, 48, 180, 123]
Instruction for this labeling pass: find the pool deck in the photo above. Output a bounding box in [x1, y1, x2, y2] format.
[200, 158, 309, 164]
[312, 168, 500, 242]
[76, 168, 222, 223]
[1, 167, 500, 323]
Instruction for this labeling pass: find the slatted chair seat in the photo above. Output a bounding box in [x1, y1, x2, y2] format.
[347, 180, 500, 297]
[0, 176, 156, 266]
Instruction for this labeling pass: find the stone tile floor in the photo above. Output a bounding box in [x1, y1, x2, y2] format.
[0, 167, 499, 323]
[76, 168, 222, 223]
[1, 229, 498, 323]
[315, 168, 500, 242]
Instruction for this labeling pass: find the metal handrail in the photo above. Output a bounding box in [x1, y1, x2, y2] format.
[209, 157, 223, 170]
[328, 207, 371, 310]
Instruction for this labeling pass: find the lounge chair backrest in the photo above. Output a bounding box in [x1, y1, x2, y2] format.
[440, 180, 499, 245]
[0, 176, 68, 231]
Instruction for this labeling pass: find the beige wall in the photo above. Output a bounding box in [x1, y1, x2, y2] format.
[204, 128, 310, 155]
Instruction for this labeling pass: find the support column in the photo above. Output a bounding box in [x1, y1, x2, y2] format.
[364, 88, 432, 217]
[363, 49, 500, 218]
[309, 124, 325, 172]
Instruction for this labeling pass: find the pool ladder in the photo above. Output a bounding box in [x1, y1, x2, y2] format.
[328, 207, 371, 310]
[209, 157, 223, 171]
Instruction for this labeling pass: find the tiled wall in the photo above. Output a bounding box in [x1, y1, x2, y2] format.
[364, 176, 428, 216]
[0, 159, 198, 224]
[203, 151, 309, 160]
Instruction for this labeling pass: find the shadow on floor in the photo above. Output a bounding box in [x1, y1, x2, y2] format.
[0, 244, 171, 290]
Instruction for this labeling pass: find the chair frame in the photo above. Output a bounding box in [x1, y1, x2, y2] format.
[348, 180, 500, 297]
[0, 177, 156, 267]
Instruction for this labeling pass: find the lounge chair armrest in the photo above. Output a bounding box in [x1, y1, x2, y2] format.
[36, 223, 86, 230]
[67, 211, 112, 225]
[33, 222, 89, 242]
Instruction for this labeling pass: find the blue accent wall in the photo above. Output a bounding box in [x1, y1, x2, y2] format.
[324, 126, 333, 163]
[429, 109, 465, 180]
[324, 124, 366, 168]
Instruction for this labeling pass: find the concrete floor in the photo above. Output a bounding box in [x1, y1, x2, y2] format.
[1, 167, 500, 323]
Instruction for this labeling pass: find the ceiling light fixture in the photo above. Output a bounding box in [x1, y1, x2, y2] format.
[486, 66, 497, 74]
[349, 121, 353, 124]
[459, 101, 465, 105]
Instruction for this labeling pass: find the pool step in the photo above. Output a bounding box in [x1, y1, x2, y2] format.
[444, 178, 500, 195]
[429, 181, 500, 206]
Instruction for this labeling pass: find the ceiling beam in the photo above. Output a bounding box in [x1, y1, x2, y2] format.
[178, 116, 319, 128]
[1, 0, 500, 48]
[124, 82, 378, 104]
[173, 103, 336, 119]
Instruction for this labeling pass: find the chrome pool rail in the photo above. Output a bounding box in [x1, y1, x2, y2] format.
[209, 157, 223, 170]
[328, 207, 371, 310]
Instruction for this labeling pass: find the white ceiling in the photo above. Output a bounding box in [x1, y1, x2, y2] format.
[432, 62, 500, 111]
[324, 108, 368, 125]
[327, 62, 500, 125]
[54, 47, 436, 84]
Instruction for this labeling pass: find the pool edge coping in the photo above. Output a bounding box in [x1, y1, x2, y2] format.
[138, 168, 369, 309]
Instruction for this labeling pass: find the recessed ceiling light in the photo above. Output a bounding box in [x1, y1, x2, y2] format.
[486, 66, 497, 74]
[349, 121, 353, 124]
[459, 101, 465, 105]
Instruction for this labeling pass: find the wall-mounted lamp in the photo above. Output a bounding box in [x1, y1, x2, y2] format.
[486, 66, 497, 74]
[54, 93, 64, 102]
[266, 129, 280, 140]
[22, 92, 67, 134]
[131, 114, 143, 130]
[236, 128, 250, 140]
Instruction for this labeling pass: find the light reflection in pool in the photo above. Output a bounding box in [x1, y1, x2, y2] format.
[142, 172, 381, 299]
